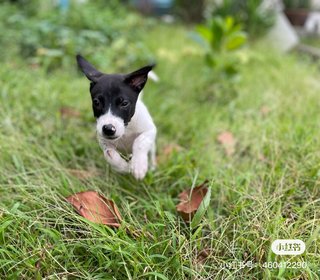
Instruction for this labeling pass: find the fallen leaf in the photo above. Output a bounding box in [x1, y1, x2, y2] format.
[60, 106, 81, 118]
[258, 154, 271, 165]
[258, 154, 266, 162]
[197, 248, 211, 264]
[260, 106, 270, 116]
[157, 143, 183, 164]
[30, 62, 40, 70]
[176, 181, 210, 223]
[35, 250, 45, 270]
[66, 191, 122, 227]
[163, 143, 183, 156]
[35, 245, 53, 270]
[217, 131, 236, 156]
[67, 169, 99, 180]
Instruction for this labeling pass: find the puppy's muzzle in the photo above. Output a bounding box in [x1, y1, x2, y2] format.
[102, 124, 117, 139]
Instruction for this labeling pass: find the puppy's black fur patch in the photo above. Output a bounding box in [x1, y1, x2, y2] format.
[76, 55, 154, 124]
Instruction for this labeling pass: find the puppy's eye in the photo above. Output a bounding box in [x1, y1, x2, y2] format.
[93, 98, 101, 108]
[121, 100, 130, 108]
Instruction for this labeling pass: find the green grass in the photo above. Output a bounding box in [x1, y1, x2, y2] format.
[0, 23, 320, 279]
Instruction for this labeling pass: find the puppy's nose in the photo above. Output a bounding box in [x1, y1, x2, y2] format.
[102, 124, 116, 137]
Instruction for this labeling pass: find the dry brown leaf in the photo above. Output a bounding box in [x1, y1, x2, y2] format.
[260, 106, 270, 116]
[176, 181, 209, 222]
[35, 250, 45, 270]
[157, 143, 183, 164]
[30, 62, 40, 70]
[163, 143, 183, 156]
[67, 169, 99, 180]
[66, 191, 122, 227]
[258, 154, 266, 162]
[197, 248, 211, 264]
[60, 106, 81, 118]
[217, 131, 236, 156]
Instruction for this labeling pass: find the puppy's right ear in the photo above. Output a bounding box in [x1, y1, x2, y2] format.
[76, 54, 103, 83]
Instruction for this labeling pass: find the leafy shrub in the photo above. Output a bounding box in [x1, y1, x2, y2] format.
[193, 16, 247, 103]
[206, 0, 274, 38]
[283, 0, 311, 9]
[195, 16, 247, 78]
[1, 1, 155, 71]
[174, 0, 205, 22]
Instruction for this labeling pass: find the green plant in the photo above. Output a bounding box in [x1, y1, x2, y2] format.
[192, 16, 247, 103]
[206, 0, 275, 38]
[283, 0, 311, 9]
[2, 1, 154, 71]
[174, 0, 205, 22]
[195, 16, 247, 77]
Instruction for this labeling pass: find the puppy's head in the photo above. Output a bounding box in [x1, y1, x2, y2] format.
[76, 55, 154, 141]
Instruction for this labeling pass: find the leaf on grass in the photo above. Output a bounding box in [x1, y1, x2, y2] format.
[67, 168, 99, 180]
[30, 62, 40, 70]
[217, 131, 236, 156]
[176, 180, 211, 224]
[35, 249, 46, 270]
[60, 106, 81, 118]
[191, 186, 211, 229]
[260, 106, 270, 116]
[258, 154, 272, 165]
[66, 191, 122, 227]
[197, 248, 211, 264]
[157, 143, 183, 164]
[258, 154, 266, 162]
[163, 143, 183, 156]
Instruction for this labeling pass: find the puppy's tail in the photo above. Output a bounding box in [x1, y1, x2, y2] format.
[139, 68, 158, 100]
[148, 70, 159, 82]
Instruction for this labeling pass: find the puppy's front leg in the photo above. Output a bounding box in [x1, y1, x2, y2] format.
[103, 148, 130, 173]
[131, 130, 156, 180]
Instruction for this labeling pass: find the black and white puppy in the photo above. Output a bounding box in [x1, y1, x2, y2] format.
[76, 55, 156, 180]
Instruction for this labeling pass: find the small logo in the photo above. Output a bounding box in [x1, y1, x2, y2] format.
[271, 239, 305, 255]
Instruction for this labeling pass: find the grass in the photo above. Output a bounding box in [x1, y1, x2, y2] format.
[0, 20, 320, 280]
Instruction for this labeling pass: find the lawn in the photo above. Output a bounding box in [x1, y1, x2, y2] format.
[1, 4, 320, 280]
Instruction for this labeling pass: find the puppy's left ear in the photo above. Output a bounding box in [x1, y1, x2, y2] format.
[76, 54, 103, 83]
[124, 64, 155, 93]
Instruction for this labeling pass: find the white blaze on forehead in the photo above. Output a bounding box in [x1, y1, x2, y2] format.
[96, 109, 125, 138]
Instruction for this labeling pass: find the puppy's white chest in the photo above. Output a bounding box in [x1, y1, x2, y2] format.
[114, 132, 140, 154]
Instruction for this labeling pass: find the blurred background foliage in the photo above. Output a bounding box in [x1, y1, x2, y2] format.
[205, 0, 275, 37]
[283, 0, 311, 9]
[0, 0, 155, 71]
[192, 15, 248, 100]
[0, 0, 274, 83]
[195, 15, 248, 75]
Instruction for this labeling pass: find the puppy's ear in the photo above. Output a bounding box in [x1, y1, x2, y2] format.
[124, 64, 155, 93]
[76, 54, 103, 83]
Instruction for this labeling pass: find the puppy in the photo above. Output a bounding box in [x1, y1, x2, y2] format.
[76, 55, 156, 180]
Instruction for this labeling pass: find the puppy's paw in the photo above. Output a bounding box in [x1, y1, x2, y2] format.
[104, 148, 118, 161]
[130, 155, 148, 180]
[104, 148, 129, 173]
